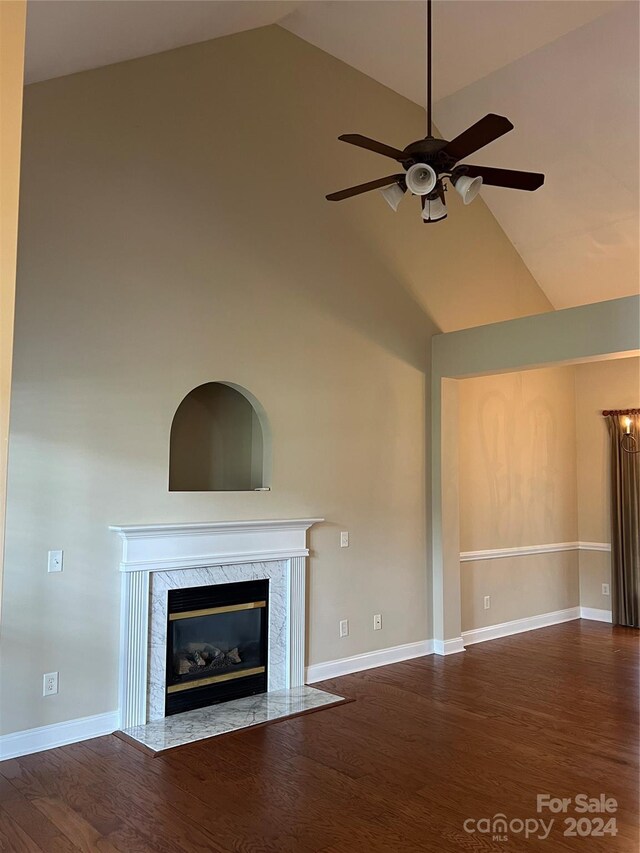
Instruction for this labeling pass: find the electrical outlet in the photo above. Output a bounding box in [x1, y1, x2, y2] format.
[483, 595, 491, 610]
[602, 583, 610, 596]
[43, 672, 58, 696]
[339, 619, 349, 638]
[373, 614, 382, 630]
[340, 531, 349, 548]
[47, 549, 63, 573]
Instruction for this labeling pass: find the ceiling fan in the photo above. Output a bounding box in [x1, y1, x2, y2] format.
[326, 0, 544, 222]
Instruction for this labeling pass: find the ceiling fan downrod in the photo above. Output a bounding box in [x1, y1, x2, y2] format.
[426, 0, 433, 139]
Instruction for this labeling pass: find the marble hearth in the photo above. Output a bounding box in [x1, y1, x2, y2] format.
[119, 686, 347, 754]
[111, 519, 323, 729]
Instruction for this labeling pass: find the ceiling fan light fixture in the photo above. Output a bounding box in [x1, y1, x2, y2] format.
[422, 194, 447, 222]
[405, 162, 437, 196]
[453, 173, 483, 205]
[379, 182, 405, 211]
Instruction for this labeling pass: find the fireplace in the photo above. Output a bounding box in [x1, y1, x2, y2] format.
[112, 518, 323, 728]
[165, 579, 268, 716]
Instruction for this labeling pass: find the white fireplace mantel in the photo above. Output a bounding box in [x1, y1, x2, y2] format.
[110, 518, 324, 572]
[111, 518, 323, 728]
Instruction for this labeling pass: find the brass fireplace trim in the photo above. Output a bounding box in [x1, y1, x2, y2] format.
[169, 600, 266, 621]
[167, 665, 266, 693]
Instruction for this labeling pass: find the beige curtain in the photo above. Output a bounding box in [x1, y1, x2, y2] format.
[606, 413, 640, 628]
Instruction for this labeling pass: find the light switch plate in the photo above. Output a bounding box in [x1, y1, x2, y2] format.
[48, 550, 63, 573]
[340, 531, 349, 548]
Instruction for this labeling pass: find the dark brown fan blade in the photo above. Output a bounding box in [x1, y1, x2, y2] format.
[441, 114, 514, 163]
[463, 165, 545, 191]
[338, 134, 406, 162]
[326, 175, 404, 202]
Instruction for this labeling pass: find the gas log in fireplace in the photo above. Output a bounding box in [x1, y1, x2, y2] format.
[165, 579, 268, 716]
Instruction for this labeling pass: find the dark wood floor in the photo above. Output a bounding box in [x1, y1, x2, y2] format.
[0, 621, 637, 852]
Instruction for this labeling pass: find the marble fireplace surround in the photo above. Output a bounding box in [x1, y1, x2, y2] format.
[110, 519, 323, 729]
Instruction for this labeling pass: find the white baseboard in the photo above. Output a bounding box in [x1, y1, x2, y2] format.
[305, 639, 433, 683]
[433, 637, 465, 656]
[580, 607, 613, 623]
[462, 607, 581, 646]
[0, 606, 614, 761]
[3, 643, 433, 760]
[0, 710, 119, 762]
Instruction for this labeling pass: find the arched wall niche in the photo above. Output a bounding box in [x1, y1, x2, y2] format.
[169, 382, 272, 492]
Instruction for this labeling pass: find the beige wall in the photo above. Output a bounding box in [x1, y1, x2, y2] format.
[461, 552, 579, 631]
[575, 356, 640, 609]
[431, 296, 640, 641]
[0, 1, 26, 595]
[458, 366, 579, 631]
[1, 25, 547, 735]
[459, 366, 578, 551]
[456, 355, 640, 631]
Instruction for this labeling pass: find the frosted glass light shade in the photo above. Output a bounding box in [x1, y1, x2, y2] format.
[379, 183, 405, 211]
[454, 174, 483, 205]
[405, 162, 437, 196]
[422, 196, 447, 222]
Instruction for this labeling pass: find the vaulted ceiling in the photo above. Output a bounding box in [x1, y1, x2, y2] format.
[25, 0, 639, 311]
[434, 3, 639, 310]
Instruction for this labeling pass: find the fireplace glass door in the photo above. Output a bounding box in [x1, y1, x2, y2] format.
[166, 579, 268, 715]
